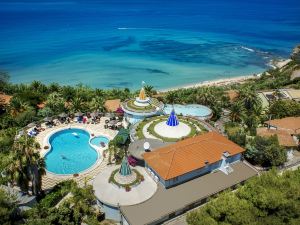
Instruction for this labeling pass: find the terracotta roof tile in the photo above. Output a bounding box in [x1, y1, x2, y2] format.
[226, 90, 239, 102]
[143, 132, 244, 180]
[0, 93, 12, 105]
[256, 127, 298, 147]
[266, 117, 300, 134]
[104, 99, 121, 112]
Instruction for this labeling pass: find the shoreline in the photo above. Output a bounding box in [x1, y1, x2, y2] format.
[158, 74, 260, 92]
[158, 58, 291, 93]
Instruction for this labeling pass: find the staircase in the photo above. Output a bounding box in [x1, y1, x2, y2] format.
[149, 98, 164, 111]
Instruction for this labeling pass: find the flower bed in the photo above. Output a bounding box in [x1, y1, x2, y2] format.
[108, 169, 144, 191]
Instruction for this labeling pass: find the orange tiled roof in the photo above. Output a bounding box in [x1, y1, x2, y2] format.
[143, 132, 244, 180]
[37, 102, 46, 109]
[0, 93, 12, 105]
[256, 127, 297, 147]
[226, 90, 239, 102]
[266, 117, 300, 135]
[104, 99, 121, 112]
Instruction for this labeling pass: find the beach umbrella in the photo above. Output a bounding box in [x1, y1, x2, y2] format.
[59, 112, 68, 118]
[27, 122, 37, 128]
[90, 111, 99, 117]
[75, 111, 83, 117]
[43, 117, 53, 122]
[115, 107, 124, 114]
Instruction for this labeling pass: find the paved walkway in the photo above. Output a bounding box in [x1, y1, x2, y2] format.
[154, 121, 191, 138]
[93, 165, 157, 207]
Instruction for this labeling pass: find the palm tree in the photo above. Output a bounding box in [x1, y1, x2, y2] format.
[88, 96, 104, 112]
[7, 135, 45, 196]
[144, 85, 155, 97]
[46, 92, 65, 113]
[8, 97, 30, 116]
[165, 91, 177, 104]
[48, 82, 60, 93]
[30, 80, 47, 93]
[238, 87, 261, 111]
[229, 101, 245, 123]
[70, 96, 85, 112]
[196, 87, 215, 105]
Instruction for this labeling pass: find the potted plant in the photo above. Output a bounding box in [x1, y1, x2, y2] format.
[125, 185, 131, 192]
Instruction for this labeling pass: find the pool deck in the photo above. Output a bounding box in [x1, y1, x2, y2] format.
[35, 117, 118, 190]
[93, 166, 157, 207]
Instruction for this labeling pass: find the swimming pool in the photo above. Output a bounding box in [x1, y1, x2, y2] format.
[164, 104, 212, 119]
[90, 136, 110, 147]
[45, 128, 98, 175]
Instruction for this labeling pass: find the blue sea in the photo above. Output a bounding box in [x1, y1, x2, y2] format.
[0, 0, 300, 90]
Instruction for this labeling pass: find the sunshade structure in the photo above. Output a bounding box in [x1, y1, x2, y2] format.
[115, 107, 124, 114]
[74, 111, 83, 117]
[43, 117, 53, 122]
[27, 122, 37, 128]
[115, 128, 129, 145]
[90, 111, 99, 118]
[119, 157, 132, 176]
[166, 109, 179, 126]
[58, 112, 68, 118]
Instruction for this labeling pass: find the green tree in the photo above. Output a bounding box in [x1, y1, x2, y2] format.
[144, 85, 156, 97]
[269, 99, 300, 119]
[46, 92, 65, 114]
[88, 96, 104, 112]
[245, 135, 287, 167]
[229, 101, 245, 123]
[0, 188, 16, 225]
[8, 97, 30, 117]
[6, 136, 45, 195]
[187, 169, 300, 225]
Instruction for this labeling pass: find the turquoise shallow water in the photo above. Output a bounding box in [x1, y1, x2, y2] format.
[45, 128, 98, 175]
[90, 136, 110, 147]
[164, 104, 212, 118]
[0, 0, 299, 90]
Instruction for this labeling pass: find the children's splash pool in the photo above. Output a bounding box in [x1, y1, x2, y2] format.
[90, 136, 110, 147]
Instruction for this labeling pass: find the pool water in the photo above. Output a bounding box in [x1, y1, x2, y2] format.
[164, 104, 212, 118]
[45, 128, 98, 175]
[90, 136, 110, 147]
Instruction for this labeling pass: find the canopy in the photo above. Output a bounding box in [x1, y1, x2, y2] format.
[115, 128, 129, 145]
[59, 112, 68, 118]
[74, 111, 83, 117]
[90, 111, 99, 117]
[27, 122, 37, 128]
[43, 117, 53, 122]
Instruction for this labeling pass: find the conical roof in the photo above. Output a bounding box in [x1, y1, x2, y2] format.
[166, 109, 179, 126]
[139, 87, 146, 100]
[119, 157, 132, 176]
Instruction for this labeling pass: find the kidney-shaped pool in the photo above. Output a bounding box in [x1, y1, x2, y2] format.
[45, 128, 99, 175]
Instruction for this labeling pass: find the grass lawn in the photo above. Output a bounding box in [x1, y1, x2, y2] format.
[135, 115, 208, 142]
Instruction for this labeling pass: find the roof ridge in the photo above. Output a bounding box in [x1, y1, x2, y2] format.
[165, 148, 177, 179]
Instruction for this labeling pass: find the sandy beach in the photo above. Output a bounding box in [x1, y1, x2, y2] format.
[159, 74, 260, 92]
[159, 57, 292, 92]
